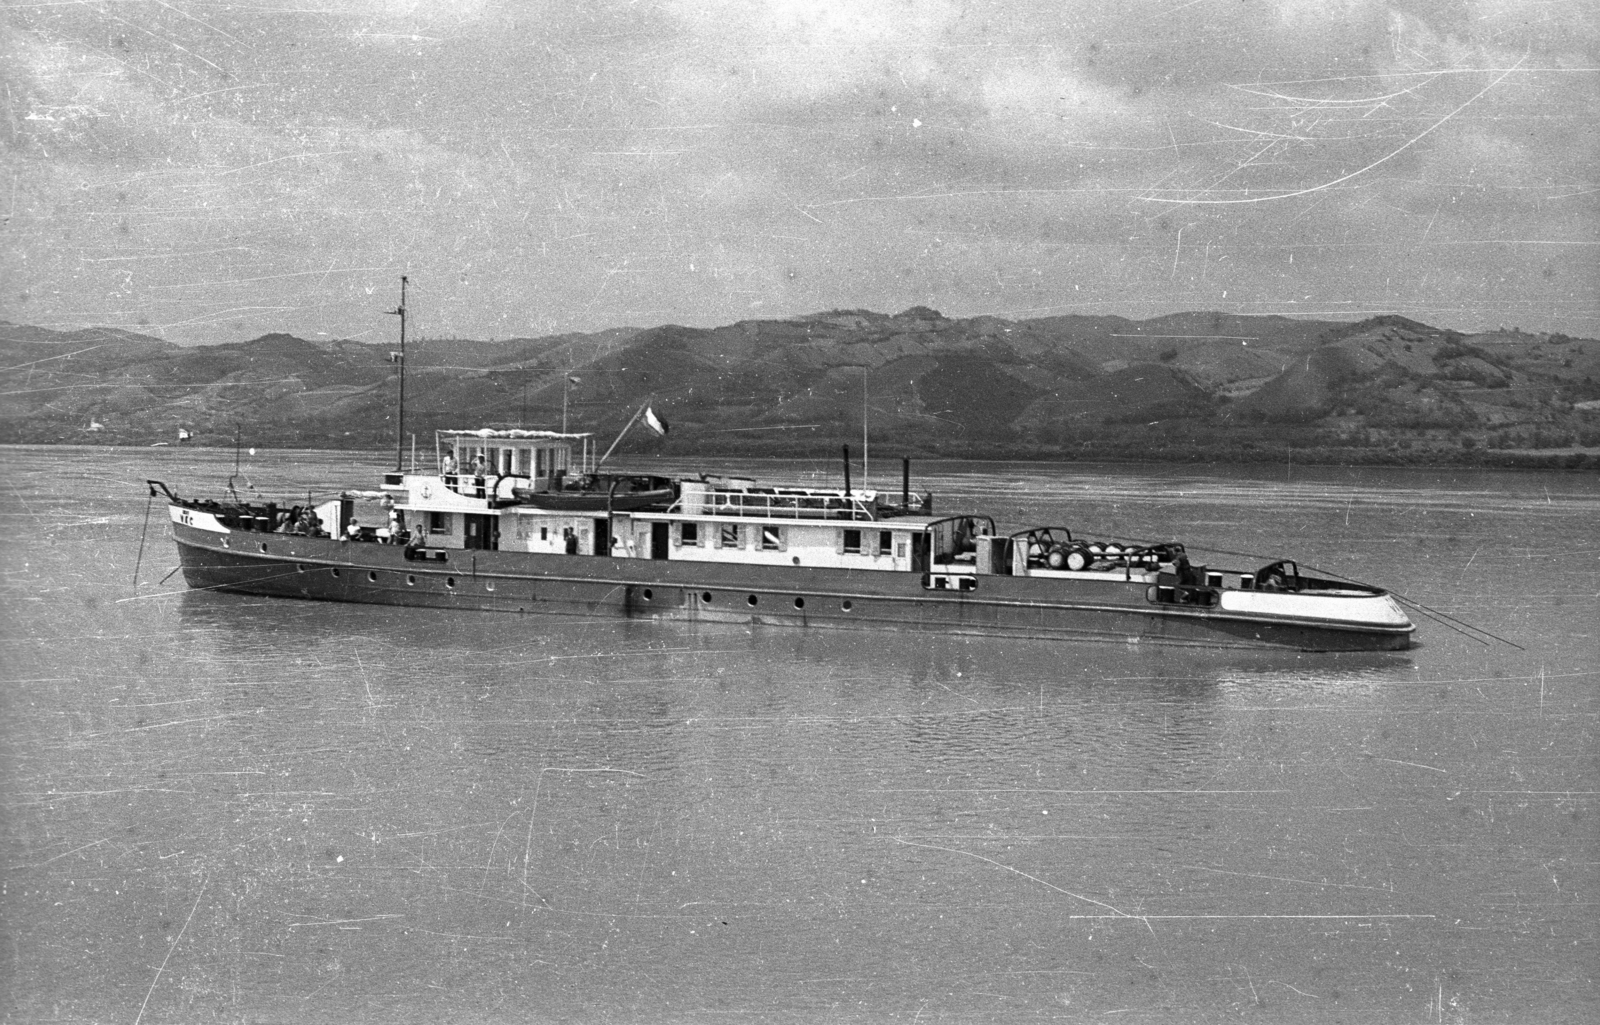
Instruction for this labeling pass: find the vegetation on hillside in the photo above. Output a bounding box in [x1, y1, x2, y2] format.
[3, 310, 1596, 469]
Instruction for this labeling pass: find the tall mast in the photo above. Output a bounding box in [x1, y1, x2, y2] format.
[861, 366, 869, 488]
[387, 276, 408, 470]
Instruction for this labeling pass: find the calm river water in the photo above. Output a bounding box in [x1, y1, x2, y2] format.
[2, 447, 1596, 1023]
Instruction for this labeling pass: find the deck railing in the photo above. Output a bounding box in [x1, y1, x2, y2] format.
[673, 489, 879, 521]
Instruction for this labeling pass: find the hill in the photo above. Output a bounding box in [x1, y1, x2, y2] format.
[2, 312, 1596, 469]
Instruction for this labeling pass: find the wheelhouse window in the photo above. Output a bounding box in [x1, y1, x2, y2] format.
[842, 528, 862, 554]
[681, 522, 700, 547]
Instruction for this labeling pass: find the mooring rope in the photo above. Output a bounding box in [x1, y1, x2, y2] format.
[131, 490, 155, 588]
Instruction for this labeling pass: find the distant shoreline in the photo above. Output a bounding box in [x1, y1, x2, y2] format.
[13, 441, 1595, 472]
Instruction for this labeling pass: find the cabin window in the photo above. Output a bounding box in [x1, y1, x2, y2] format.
[719, 524, 741, 549]
[681, 522, 700, 547]
[540, 526, 548, 541]
[842, 528, 862, 554]
[878, 531, 894, 556]
[761, 526, 784, 551]
[429, 511, 449, 534]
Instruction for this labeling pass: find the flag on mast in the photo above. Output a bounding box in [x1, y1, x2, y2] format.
[643, 406, 669, 436]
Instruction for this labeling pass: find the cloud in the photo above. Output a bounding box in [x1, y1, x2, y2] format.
[1275, 0, 1386, 31]
[3, 28, 180, 163]
[978, 65, 1138, 140]
[664, 0, 962, 100]
[2, 1, 1596, 342]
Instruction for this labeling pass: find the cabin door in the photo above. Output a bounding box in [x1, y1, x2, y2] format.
[593, 517, 611, 556]
[910, 532, 931, 573]
[464, 514, 496, 550]
[650, 522, 670, 560]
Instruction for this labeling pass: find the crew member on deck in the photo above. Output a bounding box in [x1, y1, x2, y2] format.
[441, 449, 457, 475]
[345, 517, 360, 541]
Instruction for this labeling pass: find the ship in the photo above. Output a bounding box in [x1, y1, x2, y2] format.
[147, 426, 1416, 652]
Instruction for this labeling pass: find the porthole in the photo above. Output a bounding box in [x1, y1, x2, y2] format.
[841, 599, 853, 611]
[258, 543, 268, 554]
[367, 571, 377, 582]
[702, 592, 713, 603]
[407, 574, 416, 586]
[642, 588, 654, 601]
[793, 597, 805, 609]
[485, 581, 495, 592]
[331, 568, 340, 578]
[747, 594, 758, 606]
[446, 577, 456, 589]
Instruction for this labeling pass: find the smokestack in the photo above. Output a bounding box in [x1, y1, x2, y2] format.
[902, 456, 910, 507]
[842, 444, 852, 499]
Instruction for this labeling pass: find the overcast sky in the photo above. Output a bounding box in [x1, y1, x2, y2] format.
[4, 1, 1597, 345]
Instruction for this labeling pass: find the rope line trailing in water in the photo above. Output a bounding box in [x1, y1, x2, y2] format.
[1386, 598, 1493, 648]
[1072, 524, 1522, 651]
[131, 491, 154, 589]
[1296, 563, 1526, 652]
[1386, 594, 1525, 651]
[115, 567, 315, 603]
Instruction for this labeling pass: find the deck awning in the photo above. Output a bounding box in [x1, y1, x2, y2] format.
[438, 428, 592, 440]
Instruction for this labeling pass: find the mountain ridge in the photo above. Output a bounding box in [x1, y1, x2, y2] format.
[3, 311, 1596, 468]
